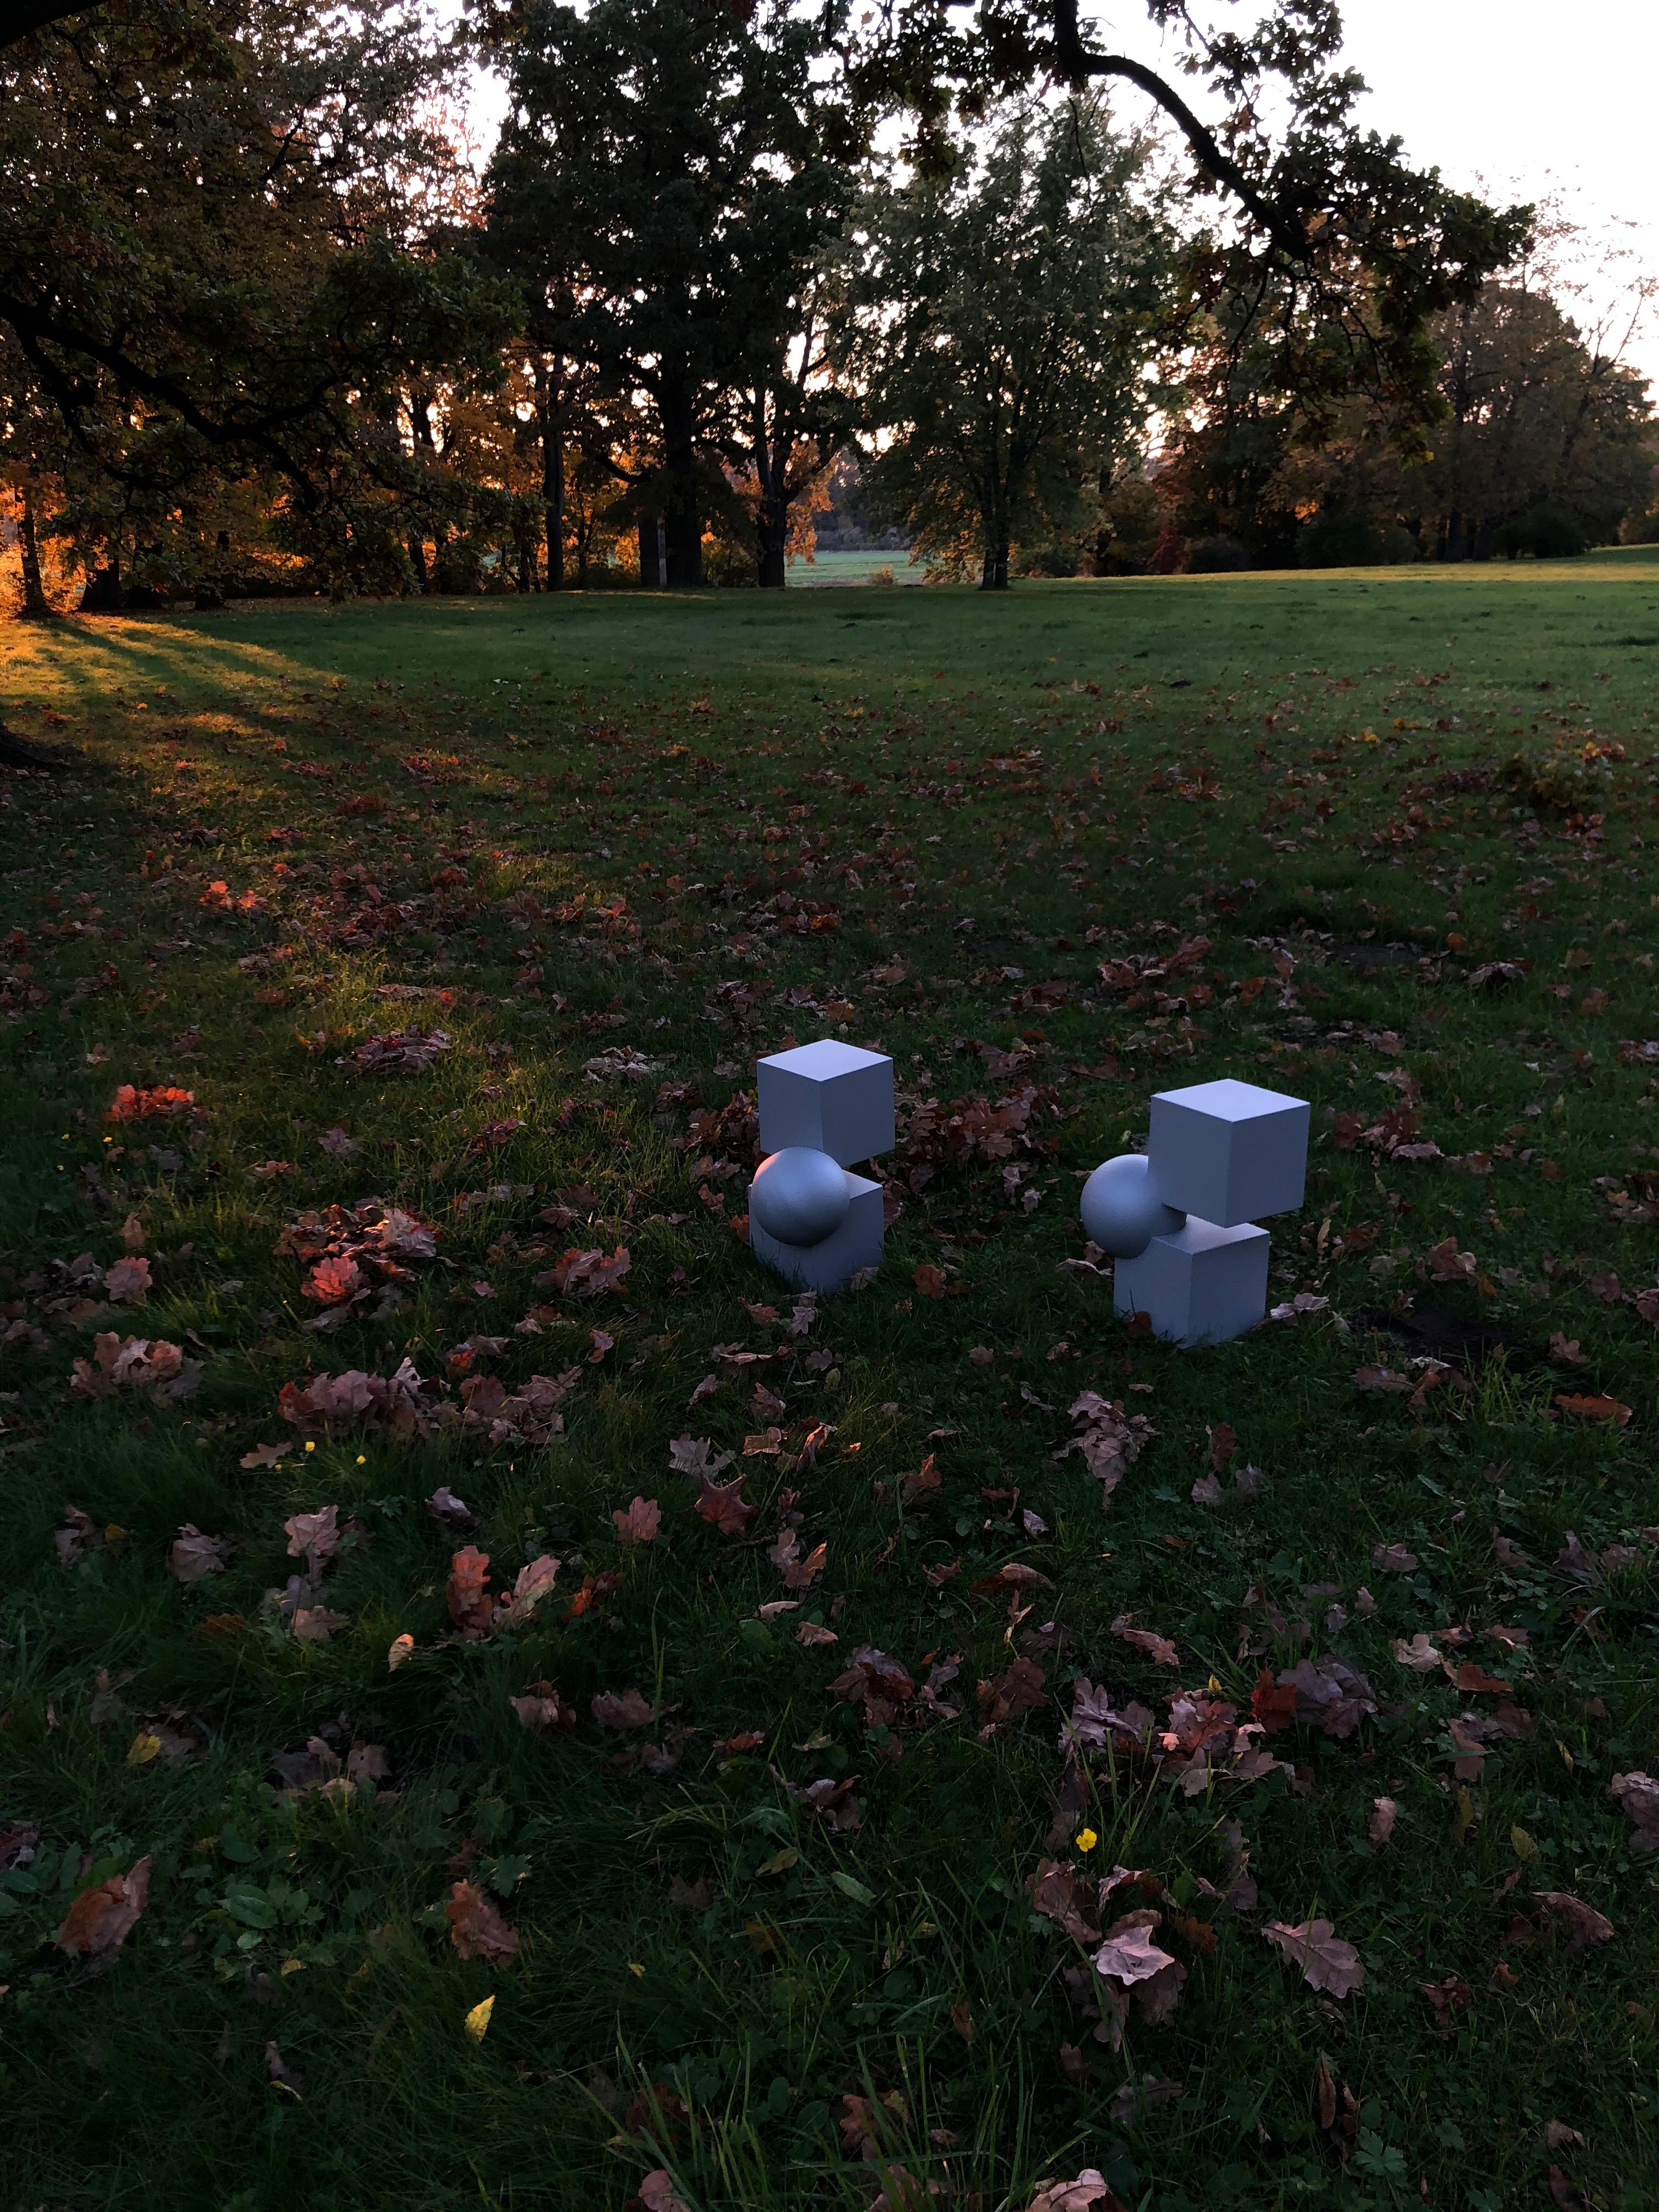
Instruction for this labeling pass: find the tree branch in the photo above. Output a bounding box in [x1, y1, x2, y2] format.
[1049, 0, 1308, 261]
[2, 1, 105, 49]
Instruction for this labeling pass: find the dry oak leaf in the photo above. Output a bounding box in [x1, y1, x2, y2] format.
[1353, 1364, 1413, 1394]
[770, 1528, 827, 1588]
[912, 1263, 948, 1299]
[305, 1255, 363, 1306]
[695, 1470, 757, 1536]
[547, 1244, 631, 1298]
[285, 1503, 340, 1568]
[1092, 1916, 1177, 1988]
[103, 1255, 152, 1305]
[170, 1525, 233, 1584]
[1531, 1891, 1615, 1953]
[1263, 1918, 1364, 1997]
[426, 1485, 473, 1531]
[669, 1434, 733, 1480]
[105, 1084, 194, 1122]
[1369, 1797, 1399, 1846]
[592, 1689, 658, 1730]
[613, 1496, 662, 1544]
[636, 2175, 693, 2212]
[1609, 1772, 1659, 1850]
[970, 1560, 1053, 1597]
[447, 1545, 494, 1638]
[1372, 1542, 1419, 1574]
[495, 1555, 561, 1630]
[1425, 1237, 1477, 1282]
[290, 1606, 349, 1642]
[510, 1681, 577, 1735]
[1555, 1392, 1633, 1427]
[445, 1880, 518, 1961]
[1111, 1613, 1179, 1667]
[1024, 2175, 1123, 2212]
[1392, 1633, 1442, 1673]
[70, 1331, 200, 1401]
[57, 1854, 153, 1956]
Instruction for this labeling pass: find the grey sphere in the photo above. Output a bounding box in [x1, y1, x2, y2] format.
[749, 1147, 850, 1249]
[1080, 1153, 1184, 1259]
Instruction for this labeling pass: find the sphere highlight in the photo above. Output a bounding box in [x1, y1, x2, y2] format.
[1080, 1153, 1184, 1259]
[749, 1147, 850, 1249]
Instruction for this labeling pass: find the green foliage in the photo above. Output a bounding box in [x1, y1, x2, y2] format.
[1493, 504, 1593, 561]
[0, 1, 516, 593]
[843, 96, 1177, 589]
[485, 0, 856, 589]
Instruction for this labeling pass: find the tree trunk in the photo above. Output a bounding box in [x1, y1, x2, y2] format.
[661, 377, 703, 588]
[753, 390, 787, 588]
[664, 505, 702, 588]
[637, 516, 662, 588]
[757, 493, 788, 588]
[80, 549, 123, 612]
[1092, 465, 1114, 577]
[408, 534, 430, 592]
[535, 357, 566, 591]
[981, 541, 1010, 591]
[16, 485, 50, 616]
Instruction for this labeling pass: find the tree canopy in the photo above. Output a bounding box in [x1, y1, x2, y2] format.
[1, 0, 1651, 607]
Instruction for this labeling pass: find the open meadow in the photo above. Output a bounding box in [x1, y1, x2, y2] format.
[2, 554, 1659, 2212]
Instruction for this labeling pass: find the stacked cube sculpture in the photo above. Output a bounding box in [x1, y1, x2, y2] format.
[1081, 1077, 1309, 1346]
[748, 1040, 894, 1292]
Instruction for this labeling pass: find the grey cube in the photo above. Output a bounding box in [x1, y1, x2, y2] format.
[1148, 1078, 1308, 1227]
[757, 1039, 894, 1167]
[749, 1170, 884, 1292]
[1112, 1218, 1270, 1347]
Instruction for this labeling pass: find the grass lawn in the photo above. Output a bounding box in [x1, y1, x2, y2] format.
[3, 551, 1659, 2212]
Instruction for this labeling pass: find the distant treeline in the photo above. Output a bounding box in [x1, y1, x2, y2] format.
[2, 0, 1651, 608]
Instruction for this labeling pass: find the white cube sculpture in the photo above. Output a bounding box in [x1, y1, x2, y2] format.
[748, 1040, 894, 1293]
[757, 1039, 895, 1166]
[1085, 1076, 1308, 1346]
[1148, 1079, 1309, 1227]
[1113, 1218, 1270, 1348]
[751, 1171, 885, 1293]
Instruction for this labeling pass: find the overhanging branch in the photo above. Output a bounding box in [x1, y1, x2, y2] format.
[2, 1, 105, 50]
[1049, 0, 1310, 262]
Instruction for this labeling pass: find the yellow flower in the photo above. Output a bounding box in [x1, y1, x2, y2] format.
[1074, 1827, 1098, 1853]
[356, 1454, 366, 1465]
[304, 1440, 315, 1453]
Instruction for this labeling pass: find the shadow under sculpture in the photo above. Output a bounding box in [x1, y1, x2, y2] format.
[747, 1040, 894, 1293]
[1081, 1077, 1310, 1346]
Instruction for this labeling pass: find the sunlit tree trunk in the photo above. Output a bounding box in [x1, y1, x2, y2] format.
[16, 484, 49, 616]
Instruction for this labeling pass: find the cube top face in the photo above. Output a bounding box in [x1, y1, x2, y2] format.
[1148, 1078, 1308, 1227]
[763, 1039, 887, 1085]
[757, 1039, 895, 1167]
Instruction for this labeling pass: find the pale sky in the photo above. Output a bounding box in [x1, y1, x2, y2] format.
[1341, 0, 1657, 393]
[462, 0, 1659, 394]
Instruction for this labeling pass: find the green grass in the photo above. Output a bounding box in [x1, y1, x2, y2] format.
[3, 551, 1659, 2212]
